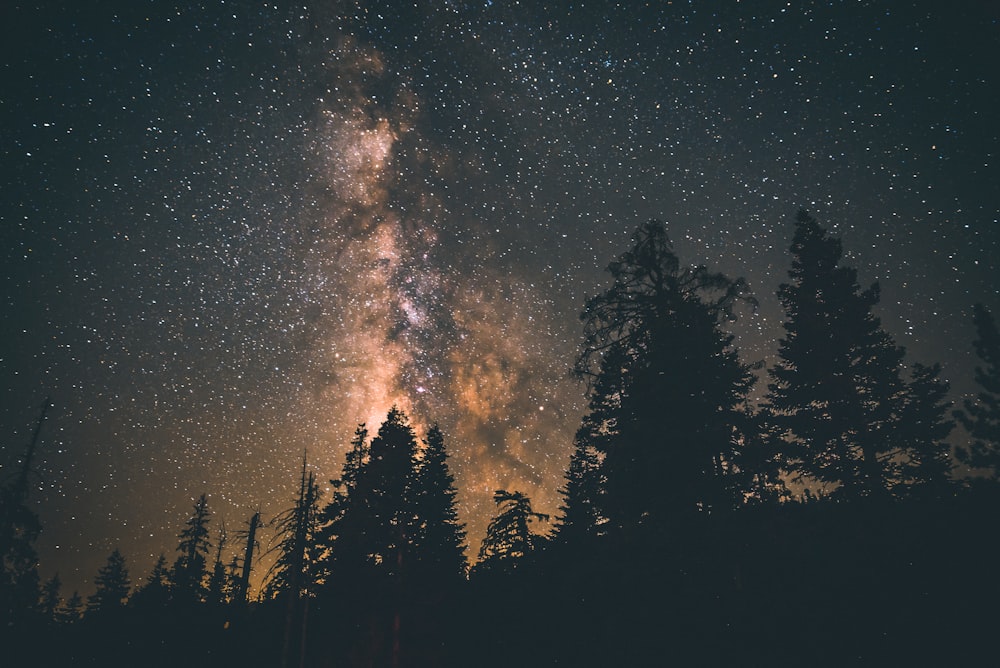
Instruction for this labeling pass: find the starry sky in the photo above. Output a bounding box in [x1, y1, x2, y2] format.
[2, 1, 998, 598]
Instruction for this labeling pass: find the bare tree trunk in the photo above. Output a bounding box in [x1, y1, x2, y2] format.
[237, 511, 260, 604]
[13, 398, 51, 502]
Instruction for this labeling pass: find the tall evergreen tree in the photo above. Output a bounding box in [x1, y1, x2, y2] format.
[554, 432, 604, 546]
[411, 424, 467, 581]
[172, 493, 212, 601]
[0, 485, 41, 625]
[316, 423, 370, 584]
[39, 573, 62, 621]
[132, 553, 172, 610]
[766, 211, 909, 500]
[59, 591, 83, 624]
[575, 219, 757, 531]
[728, 408, 789, 506]
[87, 548, 130, 614]
[955, 303, 1000, 475]
[0, 400, 50, 625]
[316, 412, 424, 667]
[352, 408, 421, 578]
[899, 362, 956, 498]
[475, 490, 548, 574]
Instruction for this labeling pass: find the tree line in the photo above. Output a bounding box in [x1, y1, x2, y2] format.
[2, 210, 999, 666]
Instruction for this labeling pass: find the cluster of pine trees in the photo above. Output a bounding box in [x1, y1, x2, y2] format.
[2, 211, 999, 666]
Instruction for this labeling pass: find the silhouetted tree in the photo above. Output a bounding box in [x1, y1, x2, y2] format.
[0, 488, 41, 625]
[263, 457, 322, 601]
[899, 362, 956, 498]
[956, 303, 1000, 475]
[172, 493, 212, 601]
[475, 490, 548, 575]
[59, 590, 83, 624]
[261, 456, 323, 668]
[87, 548, 130, 614]
[411, 424, 467, 582]
[364, 408, 421, 579]
[315, 411, 424, 667]
[729, 409, 790, 505]
[554, 433, 604, 546]
[208, 520, 229, 605]
[316, 424, 370, 584]
[232, 510, 261, 605]
[131, 553, 172, 610]
[575, 219, 757, 531]
[39, 573, 61, 621]
[325, 409, 421, 582]
[0, 400, 49, 625]
[766, 211, 909, 500]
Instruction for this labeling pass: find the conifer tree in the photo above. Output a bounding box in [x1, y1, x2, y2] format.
[87, 548, 130, 614]
[349, 408, 421, 578]
[59, 591, 83, 624]
[956, 303, 1000, 475]
[411, 424, 467, 581]
[556, 343, 627, 543]
[554, 433, 604, 546]
[172, 493, 212, 601]
[132, 553, 172, 610]
[316, 424, 370, 583]
[575, 219, 757, 530]
[208, 521, 229, 605]
[475, 490, 548, 574]
[0, 487, 40, 625]
[766, 211, 909, 499]
[39, 573, 62, 621]
[899, 362, 956, 498]
[316, 412, 422, 668]
[0, 400, 49, 625]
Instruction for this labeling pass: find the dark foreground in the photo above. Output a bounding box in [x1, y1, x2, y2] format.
[6, 490, 997, 667]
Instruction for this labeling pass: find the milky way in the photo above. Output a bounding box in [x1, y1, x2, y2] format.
[2, 1, 998, 597]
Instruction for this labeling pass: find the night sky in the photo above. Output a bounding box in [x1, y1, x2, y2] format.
[3, 1, 998, 598]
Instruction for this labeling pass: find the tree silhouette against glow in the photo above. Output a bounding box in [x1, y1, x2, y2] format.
[575, 219, 757, 531]
[766, 211, 911, 499]
[956, 304, 1000, 476]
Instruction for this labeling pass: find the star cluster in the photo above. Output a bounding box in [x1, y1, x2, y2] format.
[2, 1, 997, 596]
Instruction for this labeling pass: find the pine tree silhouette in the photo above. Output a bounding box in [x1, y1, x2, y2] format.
[411, 424, 467, 582]
[899, 362, 956, 498]
[554, 432, 604, 547]
[87, 548, 130, 615]
[39, 573, 61, 622]
[59, 591, 83, 624]
[475, 490, 548, 575]
[766, 210, 910, 500]
[131, 553, 172, 610]
[575, 219, 757, 531]
[172, 494, 212, 602]
[332, 408, 422, 580]
[956, 303, 1000, 475]
[0, 399, 49, 626]
[316, 423, 370, 585]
